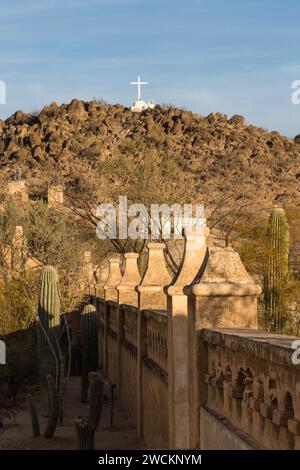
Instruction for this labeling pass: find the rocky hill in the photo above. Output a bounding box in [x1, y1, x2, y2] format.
[0, 99, 300, 208]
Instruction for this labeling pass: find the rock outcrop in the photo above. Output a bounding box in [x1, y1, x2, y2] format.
[0, 99, 300, 207]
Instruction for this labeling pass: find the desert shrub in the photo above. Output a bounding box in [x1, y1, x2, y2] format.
[0, 274, 37, 336]
[0, 326, 38, 400]
[25, 200, 88, 312]
[231, 208, 300, 334]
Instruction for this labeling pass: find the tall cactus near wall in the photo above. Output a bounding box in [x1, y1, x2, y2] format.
[37, 265, 61, 411]
[27, 374, 60, 439]
[38, 265, 60, 329]
[81, 303, 98, 402]
[75, 372, 103, 450]
[27, 394, 40, 437]
[44, 374, 60, 438]
[87, 372, 103, 432]
[264, 208, 290, 332]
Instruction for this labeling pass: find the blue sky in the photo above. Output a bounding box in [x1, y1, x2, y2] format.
[0, 0, 300, 135]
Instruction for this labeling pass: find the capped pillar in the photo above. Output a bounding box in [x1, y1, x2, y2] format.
[81, 250, 95, 293]
[102, 256, 122, 375]
[104, 257, 122, 302]
[93, 260, 109, 299]
[11, 225, 26, 272]
[185, 246, 261, 329]
[48, 185, 64, 209]
[185, 246, 261, 449]
[166, 225, 209, 449]
[116, 253, 141, 405]
[7, 179, 28, 204]
[117, 253, 141, 306]
[136, 242, 172, 439]
[137, 242, 171, 310]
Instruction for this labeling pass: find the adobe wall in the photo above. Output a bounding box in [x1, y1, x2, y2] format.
[199, 328, 300, 450]
[142, 361, 169, 448]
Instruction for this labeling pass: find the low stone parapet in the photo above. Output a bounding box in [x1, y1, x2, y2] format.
[199, 328, 300, 450]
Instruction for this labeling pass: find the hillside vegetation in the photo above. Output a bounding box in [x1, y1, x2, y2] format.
[0, 99, 300, 208]
[1, 100, 300, 335]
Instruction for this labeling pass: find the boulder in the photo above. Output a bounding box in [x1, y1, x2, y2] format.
[33, 146, 43, 160]
[294, 134, 300, 145]
[29, 133, 42, 148]
[68, 99, 87, 119]
[229, 114, 245, 126]
[12, 148, 31, 160]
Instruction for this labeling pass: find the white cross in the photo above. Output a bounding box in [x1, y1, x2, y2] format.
[130, 75, 148, 101]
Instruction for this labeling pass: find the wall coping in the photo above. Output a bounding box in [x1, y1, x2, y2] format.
[121, 303, 138, 313]
[106, 300, 118, 308]
[137, 285, 163, 293]
[118, 285, 138, 291]
[124, 253, 139, 259]
[144, 309, 168, 323]
[185, 282, 262, 297]
[201, 328, 300, 369]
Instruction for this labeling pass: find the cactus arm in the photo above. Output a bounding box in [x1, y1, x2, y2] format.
[27, 394, 40, 438]
[265, 208, 290, 332]
[44, 374, 59, 438]
[81, 304, 98, 402]
[87, 373, 103, 432]
[37, 265, 62, 414]
[74, 373, 103, 450]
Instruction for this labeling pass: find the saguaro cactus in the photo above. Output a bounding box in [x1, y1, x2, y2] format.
[265, 208, 290, 332]
[37, 265, 61, 411]
[44, 374, 60, 438]
[27, 394, 40, 437]
[75, 372, 103, 450]
[38, 265, 60, 329]
[87, 372, 103, 432]
[81, 303, 98, 402]
[27, 374, 59, 439]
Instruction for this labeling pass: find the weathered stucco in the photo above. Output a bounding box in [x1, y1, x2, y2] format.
[200, 406, 262, 450]
[106, 302, 118, 384]
[200, 328, 300, 450]
[120, 342, 138, 424]
[89, 236, 300, 451]
[142, 361, 169, 448]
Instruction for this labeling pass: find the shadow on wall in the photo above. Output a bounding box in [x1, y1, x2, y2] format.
[0, 326, 38, 402]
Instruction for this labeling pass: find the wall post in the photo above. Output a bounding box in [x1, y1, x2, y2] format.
[136, 242, 171, 439]
[166, 226, 209, 449]
[103, 257, 122, 375]
[185, 245, 262, 449]
[116, 253, 141, 406]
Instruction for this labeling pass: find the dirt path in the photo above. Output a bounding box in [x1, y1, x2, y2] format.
[0, 377, 144, 450]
